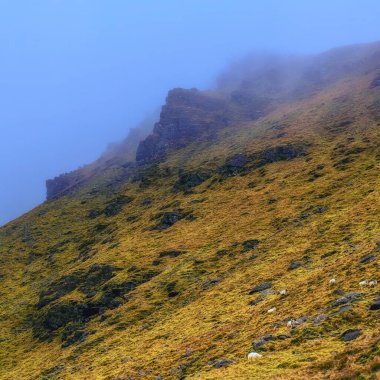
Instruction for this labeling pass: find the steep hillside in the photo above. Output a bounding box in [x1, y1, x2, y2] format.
[1, 42, 380, 380]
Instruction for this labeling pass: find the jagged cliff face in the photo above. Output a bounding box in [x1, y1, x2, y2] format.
[136, 88, 229, 163]
[47, 42, 380, 200]
[3, 42, 380, 380]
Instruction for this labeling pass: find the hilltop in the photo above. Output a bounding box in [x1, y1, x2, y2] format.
[1, 41, 380, 379]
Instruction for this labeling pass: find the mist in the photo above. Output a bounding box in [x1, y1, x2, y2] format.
[1, 0, 380, 226]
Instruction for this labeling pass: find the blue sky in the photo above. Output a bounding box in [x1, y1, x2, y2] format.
[1, 0, 380, 225]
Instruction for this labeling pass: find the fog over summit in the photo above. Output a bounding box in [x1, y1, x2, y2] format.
[1, 0, 380, 225]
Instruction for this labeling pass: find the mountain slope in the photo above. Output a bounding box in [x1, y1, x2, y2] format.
[1, 42, 380, 380]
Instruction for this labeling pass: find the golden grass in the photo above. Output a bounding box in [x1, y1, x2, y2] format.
[0, 73, 380, 379]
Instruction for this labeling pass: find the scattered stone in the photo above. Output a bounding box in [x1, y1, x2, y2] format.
[242, 239, 260, 252]
[294, 317, 307, 325]
[313, 314, 327, 324]
[369, 300, 380, 311]
[277, 335, 290, 340]
[214, 359, 236, 369]
[332, 292, 363, 308]
[249, 297, 263, 306]
[314, 205, 328, 214]
[341, 329, 361, 342]
[155, 211, 182, 230]
[360, 254, 376, 264]
[159, 250, 186, 258]
[333, 305, 352, 315]
[369, 294, 380, 310]
[141, 197, 152, 206]
[202, 279, 221, 290]
[249, 282, 272, 294]
[88, 209, 100, 219]
[253, 334, 276, 350]
[321, 250, 337, 259]
[288, 260, 303, 270]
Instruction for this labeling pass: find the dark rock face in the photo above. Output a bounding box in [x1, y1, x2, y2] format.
[61, 322, 88, 347]
[341, 329, 361, 342]
[38, 264, 119, 308]
[223, 154, 248, 176]
[173, 171, 210, 193]
[104, 196, 133, 217]
[136, 88, 228, 164]
[155, 211, 182, 230]
[249, 282, 272, 294]
[32, 269, 159, 343]
[220, 144, 307, 177]
[262, 145, 306, 163]
[33, 301, 90, 340]
[46, 163, 135, 201]
[46, 171, 86, 200]
[371, 74, 380, 88]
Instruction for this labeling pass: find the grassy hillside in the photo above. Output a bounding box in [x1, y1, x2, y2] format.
[1, 45, 380, 379]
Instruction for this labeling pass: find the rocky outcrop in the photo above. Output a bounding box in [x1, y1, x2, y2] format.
[46, 162, 135, 200]
[46, 171, 86, 200]
[136, 88, 229, 164]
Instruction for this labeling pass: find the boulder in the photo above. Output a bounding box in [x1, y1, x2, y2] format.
[253, 334, 276, 349]
[288, 260, 303, 270]
[341, 329, 361, 342]
[313, 314, 327, 324]
[360, 254, 377, 264]
[369, 300, 380, 311]
[242, 239, 260, 252]
[214, 359, 235, 369]
[249, 282, 272, 294]
[332, 292, 363, 308]
[155, 211, 182, 230]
